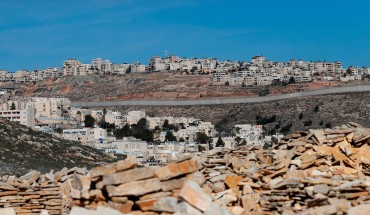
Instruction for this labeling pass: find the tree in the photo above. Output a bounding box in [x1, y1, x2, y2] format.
[84, 115, 95, 127]
[325, 122, 332, 128]
[289, 76, 296, 84]
[195, 132, 210, 144]
[225, 81, 230, 86]
[280, 123, 292, 134]
[10, 102, 16, 110]
[235, 136, 242, 145]
[55, 127, 63, 134]
[137, 118, 148, 128]
[314, 105, 319, 112]
[162, 119, 179, 131]
[216, 137, 225, 147]
[115, 124, 131, 138]
[239, 139, 247, 146]
[303, 120, 312, 126]
[162, 119, 169, 129]
[298, 113, 303, 120]
[165, 131, 177, 142]
[141, 129, 154, 142]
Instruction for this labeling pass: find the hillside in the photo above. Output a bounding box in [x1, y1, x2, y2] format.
[0, 120, 117, 176]
[114, 92, 370, 135]
[7, 73, 369, 102]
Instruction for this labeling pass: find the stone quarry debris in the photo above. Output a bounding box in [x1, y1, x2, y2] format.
[1, 122, 370, 214]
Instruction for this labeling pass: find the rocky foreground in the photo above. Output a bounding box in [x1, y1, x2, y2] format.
[1, 122, 370, 214]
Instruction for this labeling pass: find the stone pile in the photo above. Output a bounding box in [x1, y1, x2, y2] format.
[69, 157, 229, 214]
[2, 122, 370, 215]
[199, 122, 370, 214]
[0, 167, 88, 215]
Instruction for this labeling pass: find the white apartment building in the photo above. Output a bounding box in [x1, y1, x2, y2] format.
[105, 111, 125, 127]
[197, 121, 216, 137]
[0, 97, 71, 120]
[234, 124, 263, 146]
[131, 62, 146, 73]
[212, 72, 230, 85]
[174, 126, 198, 142]
[147, 117, 167, 130]
[147, 141, 186, 164]
[63, 127, 107, 143]
[113, 137, 148, 164]
[256, 73, 272, 85]
[251, 56, 267, 67]
[111, 63, 130, 75]
[77, 64, 90, 76]
[0, 108, 35, 128]
[13, 70, 29, 78]
[62, 59, 81, 76]
[31, 97, 71, 119]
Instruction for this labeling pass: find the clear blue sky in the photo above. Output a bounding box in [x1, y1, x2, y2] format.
[1, 0, 370, 72]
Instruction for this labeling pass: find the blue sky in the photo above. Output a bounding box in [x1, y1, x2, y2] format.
[0, 0, 370, 71]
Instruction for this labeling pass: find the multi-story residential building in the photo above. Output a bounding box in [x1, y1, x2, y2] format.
[63, 127, 107, 143]
[62, 59, 81, 76]
[0, 97, 71, 120]
[251, 56, 267, 67]
[130, 62, 146, 73]
[212, 72, 230, 85]
[174, 126, 198, 142]
[0, 108, 35, 128]
[31, 97, 71, 119]
[234, 124, 263, 146]
[113, 137, 148, 164]
[256, 73, 272, 85]
[77, 64, 90, 76]
[147, 117, 166, 130]
[201, 59, 217, 73]
[105, 111, 125, 127]
[197, 121, 216, 137]
[13, 70, 29, 79]
[111, 63, 130, 75]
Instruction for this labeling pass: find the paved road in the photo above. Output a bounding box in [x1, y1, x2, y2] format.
[71, 85, 370, 107]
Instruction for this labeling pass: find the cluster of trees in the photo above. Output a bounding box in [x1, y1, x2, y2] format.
[280, 123, 292, 134]
[162, 120, 179, 131]
[115, 118, 153, 142]
[165, 131, 177, 142]
[256, 114, 277, 125]
[84, 115, 95, 128]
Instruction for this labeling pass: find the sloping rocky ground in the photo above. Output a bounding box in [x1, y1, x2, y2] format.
[9, 73, 368, 102]
[115, 92, 370, 135]
[1, 122, 370, 214]
[0, 121, 116, 176]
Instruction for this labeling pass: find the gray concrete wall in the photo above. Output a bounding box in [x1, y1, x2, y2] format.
[71, 85, 370, 107]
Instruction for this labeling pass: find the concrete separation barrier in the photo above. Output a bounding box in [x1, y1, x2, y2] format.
[71, 85, 370, 107]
